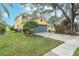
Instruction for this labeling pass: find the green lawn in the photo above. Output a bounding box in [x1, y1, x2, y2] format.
[0, 31, 63, 56]
[73, 48, 79, 56]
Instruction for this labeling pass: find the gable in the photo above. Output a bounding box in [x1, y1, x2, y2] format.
[34, 17, 48, 25]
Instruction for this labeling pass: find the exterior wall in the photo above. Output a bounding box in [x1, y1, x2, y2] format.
[14, 15, 23, 30]
[6, 26, 10, 32]
[14, 13, 33, 30]
[34, 17, 48, 25]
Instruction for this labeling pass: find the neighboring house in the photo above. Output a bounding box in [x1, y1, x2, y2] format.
[14, 13, 50, 32]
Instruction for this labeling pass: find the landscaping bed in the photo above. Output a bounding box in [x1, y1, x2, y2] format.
[0, 32, 63, 56]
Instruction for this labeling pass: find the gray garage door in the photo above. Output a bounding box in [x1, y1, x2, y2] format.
[34, 25, 47, 33]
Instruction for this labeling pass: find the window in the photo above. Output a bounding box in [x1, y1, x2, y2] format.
[41, 19, 42, 22]
[22, 15, 26, 19]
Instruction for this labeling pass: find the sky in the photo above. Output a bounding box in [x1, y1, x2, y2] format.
[0, 3, 62, 26]
[0, 3, 32, 26]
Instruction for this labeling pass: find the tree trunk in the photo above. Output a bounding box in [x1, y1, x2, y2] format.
[70, 4, 75, 34]
[70, 22, 73, 33]
[70, 22, 75, 34]
[70, 15, 75, 34]
[54, 8, 57, 26]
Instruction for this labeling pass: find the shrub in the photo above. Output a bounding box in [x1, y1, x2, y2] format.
[9, 26, 14, 31]
[23, 21, 39, 35]
[0, 19, 7, 34]
[54, 24, 62, 33]
[54, 19, 69, 33]
[0, 23, 6, 34]
[48, 30, 51, 32]
[0, 28, 6, 34]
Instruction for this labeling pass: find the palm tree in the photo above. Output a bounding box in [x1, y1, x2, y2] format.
[0, 3, 14, 18]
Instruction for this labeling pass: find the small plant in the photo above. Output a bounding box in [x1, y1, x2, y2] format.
[48, 30, 51, 32]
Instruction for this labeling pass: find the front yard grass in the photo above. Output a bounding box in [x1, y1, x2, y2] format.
[0, 32, 63, 56]
[73, 48, 79, 56]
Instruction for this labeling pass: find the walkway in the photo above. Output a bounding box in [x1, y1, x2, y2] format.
[35, 32, 79, 56]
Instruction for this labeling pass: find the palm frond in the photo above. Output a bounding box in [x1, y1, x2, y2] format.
[1, 3, 10, 17]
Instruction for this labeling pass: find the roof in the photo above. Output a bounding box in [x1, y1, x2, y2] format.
[14, 13, 48, 25]
[15, 13, 33, 21]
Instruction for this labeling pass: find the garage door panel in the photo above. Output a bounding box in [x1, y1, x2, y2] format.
[34, 25, 47, 33]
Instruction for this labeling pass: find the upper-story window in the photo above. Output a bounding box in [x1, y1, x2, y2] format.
[22, 15, 26, 19]
[41, 19, 42, 22]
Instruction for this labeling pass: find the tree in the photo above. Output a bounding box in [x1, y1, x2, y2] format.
[30, 3, 54, 18]
[0, 3, 14, 33]
[50, 4, 58, 25]
[21, 3, 79, 33]
[0, 9, 7, 34]
[23, 21, 39, 35]
[49, 3, 79, 33]
[49, 16, 55, 24]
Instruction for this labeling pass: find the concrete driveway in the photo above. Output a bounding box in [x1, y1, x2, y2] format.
[35, 32, 79, 56]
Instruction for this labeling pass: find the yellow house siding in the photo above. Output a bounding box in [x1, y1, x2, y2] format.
[14, 15, 23, 29]
[6, 26, 10, 32]
[14, 13, 49, 30]
[34, 17, 48, 25]
[14, 13, 33, 30]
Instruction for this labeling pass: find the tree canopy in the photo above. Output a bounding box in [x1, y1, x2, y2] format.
[28, 3, 79, 33]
